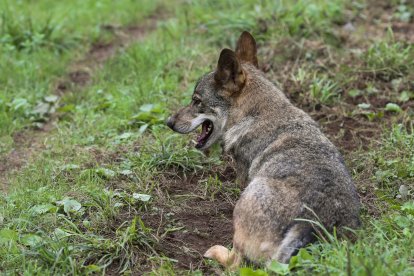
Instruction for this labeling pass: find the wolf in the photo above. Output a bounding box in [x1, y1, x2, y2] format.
[166, 31, 361, 268]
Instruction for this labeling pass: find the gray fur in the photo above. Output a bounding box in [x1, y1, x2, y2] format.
[167, 32, 360, 266]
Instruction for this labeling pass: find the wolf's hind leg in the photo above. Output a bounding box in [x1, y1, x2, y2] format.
[204, 245, 242, 269]
[272, 224, 315, 264]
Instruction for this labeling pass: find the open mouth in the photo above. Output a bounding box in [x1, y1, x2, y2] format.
[195, 120, 214, 149]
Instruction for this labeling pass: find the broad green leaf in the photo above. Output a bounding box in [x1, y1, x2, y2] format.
[348, 89, 362, 98]
[398, 91, 411, 102]
[139, 103, 164, 113]
[9, 98, 29, 111]
[132, 193, 151, 202]
[61, 164, 80, 170]
[83, 220, 91, 228]
[358, 103, 371, 109]
[297, 248, 312, 260]
[56, 198, 82, 214]
[289, 255, 299, 269]
[393, 215, 411, 228]
[117, 132, 133, 140]
[138, 124, 149, 134]
[95, 168, 116, 178]
[289, 248, 313, 269]
[151, 105, 164, 113]
[385, 103, 402, 113]
[139, 103, 155, 112]
[57, 104, 76, 113]
[44, 95, 59, 103]
[362, 111, 376, 121]
[120, 169, 133, 176]
[53, 228, 71, 239]
[84, 264, 101, 273]
[267, 261, 290, 275]
[30, 203, 57, 215]
[239, 267, 268, 276]
[0, 229, 18, 243]
[21, 234, 43, 246]
[401, 201, 414, 212]
[31, 102, 50, 115]
[403, 227, 411, 237]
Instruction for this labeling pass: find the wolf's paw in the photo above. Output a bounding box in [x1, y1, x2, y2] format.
[204, 245, 230, 260]
[204, 245, 241, 269]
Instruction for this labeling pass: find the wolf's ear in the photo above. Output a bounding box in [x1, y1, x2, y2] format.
[235, 31, 258, 68]
[214, 48, 245, 93]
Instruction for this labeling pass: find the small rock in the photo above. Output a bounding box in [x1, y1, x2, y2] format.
[343, 22, 355, 32]
[399, 184, 408, 200]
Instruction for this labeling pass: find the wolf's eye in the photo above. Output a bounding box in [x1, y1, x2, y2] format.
[192, 98, 202, 107]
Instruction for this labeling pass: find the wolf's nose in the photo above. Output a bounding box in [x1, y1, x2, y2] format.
[166, 116, 175, 129]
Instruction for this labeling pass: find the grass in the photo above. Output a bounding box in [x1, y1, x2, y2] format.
[0, 0, 160, 149]
[373, 124, 414, 190]
[1, 0, 414, 274]
[309, 76, 341, 105]
[363, 35, 414, 81]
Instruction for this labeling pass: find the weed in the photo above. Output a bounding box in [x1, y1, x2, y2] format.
[309, 76, 340, 105]
[200, 175, 223, 200]
[393, 0, 413, 22]
[373, 123, 414, 193]
[277, 0, 345, 38]
[363, 34, 414, 80]
[0, 13, 69, 52]
[291, 68, 311, 86]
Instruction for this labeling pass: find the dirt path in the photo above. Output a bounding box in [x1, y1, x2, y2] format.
[0, 13, 162, 191]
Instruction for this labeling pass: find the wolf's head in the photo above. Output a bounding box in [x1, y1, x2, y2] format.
[166, 31, 259, 150]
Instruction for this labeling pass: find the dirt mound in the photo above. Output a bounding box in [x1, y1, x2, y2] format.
[142, 166, 238, 273]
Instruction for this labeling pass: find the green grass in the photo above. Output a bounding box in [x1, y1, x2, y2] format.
[363, 35, 414, 81]
[309, 76, 341, 105]
[0, 0, 160, 149]
[1, 0, 414, 274]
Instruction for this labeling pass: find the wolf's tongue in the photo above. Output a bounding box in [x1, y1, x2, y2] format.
[197, 122, 208, 142]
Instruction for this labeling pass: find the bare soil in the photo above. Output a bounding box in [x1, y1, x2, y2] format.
[141, 166, 238, 273]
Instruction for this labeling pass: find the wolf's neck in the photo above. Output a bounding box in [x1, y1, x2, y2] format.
[223, 117, 255, 152]
[223, 117, 263, 181]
